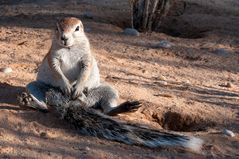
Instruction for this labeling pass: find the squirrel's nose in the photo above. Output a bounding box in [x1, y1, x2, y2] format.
[61, 35, 68, 41]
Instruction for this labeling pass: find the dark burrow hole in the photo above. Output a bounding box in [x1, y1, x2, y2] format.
[151, 16, 209, 39]
[160, 28, 206, 39]
[142, 109, 216, 132]
[160, 111, 215, 132]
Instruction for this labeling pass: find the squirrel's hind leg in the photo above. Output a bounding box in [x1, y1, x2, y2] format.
[18, 81, 52, 111]
[88, 84, 141, 115]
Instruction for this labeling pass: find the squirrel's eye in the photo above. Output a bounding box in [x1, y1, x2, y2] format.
[75, 26, 80, 31]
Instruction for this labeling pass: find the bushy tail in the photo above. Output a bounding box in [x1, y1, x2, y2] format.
[46, 89, 203, 152]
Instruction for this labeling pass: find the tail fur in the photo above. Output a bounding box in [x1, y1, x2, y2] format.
[46, 89, 203, 152]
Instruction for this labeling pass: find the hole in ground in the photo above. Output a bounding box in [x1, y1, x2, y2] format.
[161, 111, 215, 132]
[155, 16, 210, 39]
[159, 28, 206, 39]
[141, 107, 216, 132]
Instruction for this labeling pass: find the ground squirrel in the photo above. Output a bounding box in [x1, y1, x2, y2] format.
[45, 89, 203, 152]
[18, 17, 203, 152]
[23, 17, 140, 115]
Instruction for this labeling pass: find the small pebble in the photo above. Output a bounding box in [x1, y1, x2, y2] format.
[158, 75, 166, 81]
[219, 82, 232, 88]
[122, 28, 140, 36]
[0, 67, 12, 73]
[184, 80, 191, 85]
[158, 81, 168, 86]
[225, 82, 232, 88]
[85, 146, 90, 151]
[223, 129, 235, 137]
[185, 80, 190, 83]
[152, 40, 173, 48]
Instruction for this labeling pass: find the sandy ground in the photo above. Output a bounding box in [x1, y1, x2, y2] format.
[0, 1, 239, 159]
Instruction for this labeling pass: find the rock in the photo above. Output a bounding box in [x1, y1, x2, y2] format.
[185, 80, 190, 83]
[223, 129, 235, 137]
[122, 28, 140, 36]
[225, 82, 232, 88]
[152, 40, 173, 48]
[0, 67, 12, 73]
[158, 75, 166, 81]
[184, 80, 191, 85]
[214, 48, 230, 57]
[85, 146, 90, 151]
[157, 81, 168, 86]
[219, 82, 233, 88]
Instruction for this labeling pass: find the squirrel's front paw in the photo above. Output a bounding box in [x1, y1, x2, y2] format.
[61, 81, 72, 95]
[72, 86, 84, 99]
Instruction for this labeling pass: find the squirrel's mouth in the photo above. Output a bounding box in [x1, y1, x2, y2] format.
[59, 41, 73, 48]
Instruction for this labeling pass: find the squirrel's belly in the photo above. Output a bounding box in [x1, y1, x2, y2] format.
[36, 54, 100, 89]
[61, 61, 79, 82]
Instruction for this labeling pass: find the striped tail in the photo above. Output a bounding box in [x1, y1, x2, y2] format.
[46, 89, 203, 152]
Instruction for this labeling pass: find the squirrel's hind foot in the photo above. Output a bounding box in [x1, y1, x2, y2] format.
[17, 91, 48, 112]
[107, 100, 142, 116]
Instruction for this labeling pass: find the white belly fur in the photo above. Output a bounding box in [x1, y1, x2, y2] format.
[37, 47, 100, 89]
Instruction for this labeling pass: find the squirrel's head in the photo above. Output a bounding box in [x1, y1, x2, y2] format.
[55, 17, 85, 47]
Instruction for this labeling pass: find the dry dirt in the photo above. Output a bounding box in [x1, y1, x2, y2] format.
[0, 1, 239, 159]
